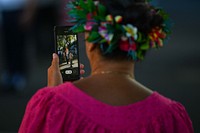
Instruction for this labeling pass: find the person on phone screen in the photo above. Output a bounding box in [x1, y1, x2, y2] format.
[65, 45, 69, 65]
[19, 0, 194, 132]
[69, 52, 73, 68]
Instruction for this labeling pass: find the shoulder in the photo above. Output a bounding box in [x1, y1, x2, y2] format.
[27, 82, 74, 110]
[34, 82, 73, 95]
[147, 92, 194, 133]
[19, 82, 77, 132]
[151, 92, 190, 116]
[150, 92, 190, 119]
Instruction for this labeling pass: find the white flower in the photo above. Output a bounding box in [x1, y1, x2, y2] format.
[123, 24, 138, 40]
[94, 1, 99, 6]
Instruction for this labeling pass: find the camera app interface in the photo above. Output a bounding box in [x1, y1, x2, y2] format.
[56, 33, 79, 79]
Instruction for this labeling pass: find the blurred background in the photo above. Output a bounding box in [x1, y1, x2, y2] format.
[0, 0, 199, 132]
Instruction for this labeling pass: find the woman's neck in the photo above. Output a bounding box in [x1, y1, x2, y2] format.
[90, 58, 135, 79]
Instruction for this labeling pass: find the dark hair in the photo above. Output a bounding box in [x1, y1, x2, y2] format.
[98, 0, 164, 60]
[100, 0, 163, 34]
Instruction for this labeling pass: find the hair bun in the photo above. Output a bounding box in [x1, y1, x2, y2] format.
[103, 0, 164, 34]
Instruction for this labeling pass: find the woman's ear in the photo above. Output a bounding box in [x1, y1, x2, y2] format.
[85, 32, 98, 52]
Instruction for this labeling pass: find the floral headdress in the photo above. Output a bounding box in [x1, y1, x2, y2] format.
[67, 0, 171, 61]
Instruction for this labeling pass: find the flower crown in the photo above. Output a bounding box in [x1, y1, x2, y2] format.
[67, 0, 171, 61]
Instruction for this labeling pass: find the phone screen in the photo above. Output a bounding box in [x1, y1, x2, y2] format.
[54, 26, 80, 81]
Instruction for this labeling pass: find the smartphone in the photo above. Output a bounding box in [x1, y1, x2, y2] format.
[54, 26, 80, 82]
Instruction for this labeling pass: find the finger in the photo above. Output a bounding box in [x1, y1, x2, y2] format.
[80, 69, 85, 75]
[52, 53, 59, 70]
[47, 67, 51, 74]
[80, 64, 84, 69]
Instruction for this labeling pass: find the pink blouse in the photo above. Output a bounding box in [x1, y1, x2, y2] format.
[19, 82, 193, 133]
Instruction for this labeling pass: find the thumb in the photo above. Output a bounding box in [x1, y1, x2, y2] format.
[52, 53, 60, 70]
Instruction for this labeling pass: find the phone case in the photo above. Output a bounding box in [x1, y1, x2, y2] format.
[54, 26, 80, 81]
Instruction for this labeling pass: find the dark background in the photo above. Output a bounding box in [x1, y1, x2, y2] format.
[0, 0, 200, 132]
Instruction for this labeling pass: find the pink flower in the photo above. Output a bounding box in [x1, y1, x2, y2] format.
[84, 13, 96, 31]
[84, 22, 94, 31]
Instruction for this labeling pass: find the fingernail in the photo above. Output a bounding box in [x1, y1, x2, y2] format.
[80, 64, 84, 68]
[53, 53, 56, 59]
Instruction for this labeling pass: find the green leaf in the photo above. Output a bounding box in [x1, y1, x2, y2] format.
[79, 0, 85, 7]
[157, 9, 169, 20]
[137, 32, 143, 42]
[100, 39, 107, 44]
[87, 31, 100, 42]
[87, 0, 95, 12]
[94, 16, 104, 21]
[68, 9, 87, 19]
[140, 42, 150, 50]
[98, 3, 106, 17]
[105, 44, 115, 53]
[137, 51, 144, 60]
[72, 25, 85, 33]
[115, 24, 122, 31]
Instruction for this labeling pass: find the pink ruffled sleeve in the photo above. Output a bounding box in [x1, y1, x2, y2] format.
[18, 88, 68, 133]
[169, 102, 193, 133]
[151, 101, 194, 133]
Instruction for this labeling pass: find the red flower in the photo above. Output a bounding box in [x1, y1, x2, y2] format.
[119, 39, 136, 52]
[149, 27, 166, 47]
[86, 13, 93, 20]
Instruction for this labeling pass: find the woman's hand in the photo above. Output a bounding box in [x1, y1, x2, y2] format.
[48, 53, 63, 87]
[48, 53, 85, 87]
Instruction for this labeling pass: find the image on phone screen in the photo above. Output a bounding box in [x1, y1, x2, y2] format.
[54, 26, 80, 81]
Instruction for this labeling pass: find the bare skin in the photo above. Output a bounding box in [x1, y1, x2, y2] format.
[48, 33, 153, 106]
[47, 53, 85, 87]
[48, 54, 63, 87]
[73, 37, 153, 106]
[73, 75, 152, 106]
